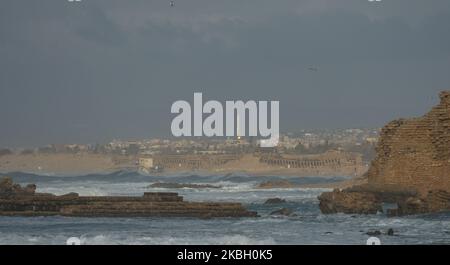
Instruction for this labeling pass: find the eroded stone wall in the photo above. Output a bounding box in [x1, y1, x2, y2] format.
[367, 91, 450, 196]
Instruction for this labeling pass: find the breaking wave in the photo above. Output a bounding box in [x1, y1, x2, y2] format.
[2, 171, 450, 245]
[3, 170, 349, 185]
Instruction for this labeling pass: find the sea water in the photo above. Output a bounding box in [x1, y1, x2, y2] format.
[1, 171, 450, 245]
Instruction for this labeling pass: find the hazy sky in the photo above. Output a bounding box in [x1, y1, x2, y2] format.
[1, 0, 450, 147]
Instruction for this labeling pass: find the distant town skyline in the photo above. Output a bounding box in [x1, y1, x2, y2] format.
[1, 0, 450, 147]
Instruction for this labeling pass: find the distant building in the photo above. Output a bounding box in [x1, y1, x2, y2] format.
[139, 157, 153, 168]
[138, 157, 154, 173]
[365, 137, 378, 144]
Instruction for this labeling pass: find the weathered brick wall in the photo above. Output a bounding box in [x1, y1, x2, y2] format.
[367, 91, 450, 196]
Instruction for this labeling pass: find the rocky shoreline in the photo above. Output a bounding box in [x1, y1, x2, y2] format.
[318, 186, 450, 216]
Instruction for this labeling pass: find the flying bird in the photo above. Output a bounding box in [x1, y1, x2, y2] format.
[308, 67, 318, 72]
[170, 1, 174, 7]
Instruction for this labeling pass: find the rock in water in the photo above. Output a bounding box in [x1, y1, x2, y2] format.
[264, 198, 286, 204]
[148, 182, 221, 189]
[270, 208, 294, 216]
[0, 177, 36, 198]
[318, 91, 450, 216]
[257, 180, 295, 189]
[387, 228, 395, 236]
[366, 230, 382, 236]
[318, 189, 382, 214]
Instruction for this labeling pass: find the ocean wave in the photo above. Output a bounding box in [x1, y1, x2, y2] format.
[2, 211, 450, 244]
[78, 234, 277, 245]
[3, 170, 350, 186]
[0, 231, 276, 245]
[30, 178, 327, 203]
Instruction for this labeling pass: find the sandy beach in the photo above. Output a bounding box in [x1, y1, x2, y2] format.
[0, 153, 120, 176]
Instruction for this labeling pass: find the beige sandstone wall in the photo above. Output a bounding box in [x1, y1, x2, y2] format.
[367, 91, 450, 195]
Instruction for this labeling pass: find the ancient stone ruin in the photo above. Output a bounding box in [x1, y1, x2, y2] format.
[319, 91, 450, 216]
[0, 177, 257, 218]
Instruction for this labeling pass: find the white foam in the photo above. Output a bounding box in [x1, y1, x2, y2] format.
[78, 234, 276, 245]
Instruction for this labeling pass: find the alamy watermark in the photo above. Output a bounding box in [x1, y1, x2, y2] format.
[170, 93, 279, 147]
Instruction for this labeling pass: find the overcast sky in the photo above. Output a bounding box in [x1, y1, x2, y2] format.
[1, 0, 450, 147]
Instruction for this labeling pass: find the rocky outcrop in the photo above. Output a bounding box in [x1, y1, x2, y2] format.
[318, 188, 382, 214]
[0, 177, 36, 198]
[257, 180, 296, 189]
[148, 182, 220, 189]
[0, 177, 257, 218]
[319, 91, 450, 216]
[264, 198, 286, 204]
[270, 208, 295, 216]
[388, 190, 450, 216]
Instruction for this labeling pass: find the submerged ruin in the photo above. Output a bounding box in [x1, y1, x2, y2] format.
[0, 177, 257, 218]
